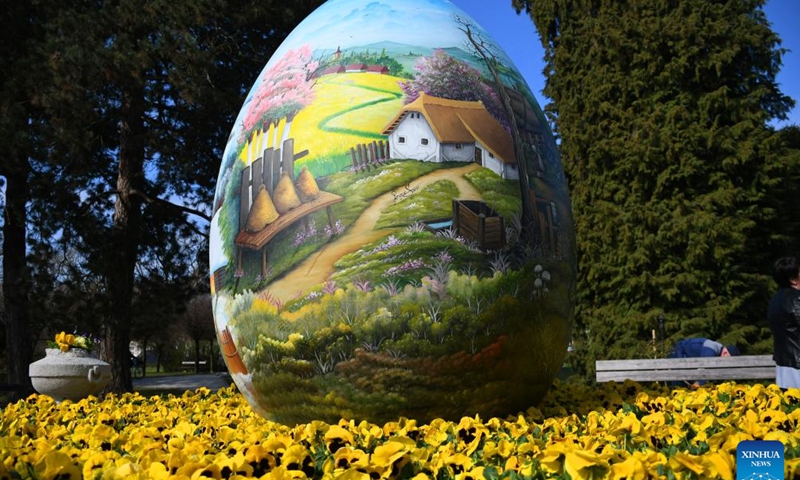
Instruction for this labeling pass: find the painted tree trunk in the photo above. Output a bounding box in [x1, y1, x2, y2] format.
[280, 112, 297, 148]
[462, 23, 539, 250]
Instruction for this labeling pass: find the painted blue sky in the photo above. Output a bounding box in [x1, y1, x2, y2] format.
[265, 0, 516, 71]
[225, 0, 799, 169]
[228, 0, 524, 158]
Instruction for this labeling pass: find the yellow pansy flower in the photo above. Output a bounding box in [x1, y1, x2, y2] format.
[787, 457, 800, 480]
[283, 444, 314, 475]
[537, 442, 566, 474]
[481, 439, 514, 461]
[740, 408, 767, 437]
[191, 463, 221, 479]
[609, 411, 641, 436]
[701, 451, 734, 480]
[706, 426, 737, 451]
[669, 451, 705, 476]
[455, 416, 488, 455]
[641, 410, 667, 427]
[423, 421, 449, 447]
[111, 460, 141, 479]
[607, 454, 647, 480]
[564, 448, 609, 480]
[436, 451, 473, 478]
[330, 469, 372, 480]
[455, 465, 484, 480]
[81, 452, 115, 479]
[325, 424, 355, 452]
[259, 465, 309, 480]
[634, 450, 668, 477]
[35, 451, 82, 480]
[759, 408, 788, 428]
[332, 446, 369, 471]
[371, 439, 410, 473]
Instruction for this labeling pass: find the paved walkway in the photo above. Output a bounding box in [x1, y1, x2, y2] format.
[132, 373, 233, 394]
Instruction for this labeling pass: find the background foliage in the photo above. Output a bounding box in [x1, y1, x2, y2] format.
[0, 0, 326, 392]
[514, 0, 799, 374]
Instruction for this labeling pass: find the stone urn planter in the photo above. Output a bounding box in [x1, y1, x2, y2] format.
[29, 348, 112, 402]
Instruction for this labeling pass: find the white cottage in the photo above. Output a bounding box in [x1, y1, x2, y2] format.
[381, 92, 518, 179]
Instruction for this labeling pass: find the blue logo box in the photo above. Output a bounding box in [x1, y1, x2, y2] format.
[737, 440, 784, 480]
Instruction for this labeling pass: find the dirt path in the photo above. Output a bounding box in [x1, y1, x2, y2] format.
[266, 163, 483, 301]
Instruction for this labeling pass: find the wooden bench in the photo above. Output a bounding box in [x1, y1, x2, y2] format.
[180, 361, 208, 372]
[596, 355, 776, 383]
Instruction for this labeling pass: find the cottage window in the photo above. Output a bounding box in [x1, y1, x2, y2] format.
[421, 138, 429, 146]
[398, 136, 406, 144]
[488, 152, 495, 158]
[455, 143, 463, 149]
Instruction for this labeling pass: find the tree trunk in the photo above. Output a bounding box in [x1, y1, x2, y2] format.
[194, 339, 201, 373]
[2, 168, 34, 398]
[105, 88, 146, 393]
[141, 336, 148, 378]
[209, 339, 215, 372]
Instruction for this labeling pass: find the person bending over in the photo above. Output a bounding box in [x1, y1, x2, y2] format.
[669, 338, 740, 389]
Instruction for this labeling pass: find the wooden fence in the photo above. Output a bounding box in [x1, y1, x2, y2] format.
[233, 137, 343, 278]
[238, 138, 307, 225]
[350, 140, 390, 171]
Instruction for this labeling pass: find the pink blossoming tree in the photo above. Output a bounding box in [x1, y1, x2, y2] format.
[241, 44, 319, 147]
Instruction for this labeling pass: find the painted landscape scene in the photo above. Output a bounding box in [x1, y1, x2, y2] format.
[209, 0, 577, 425]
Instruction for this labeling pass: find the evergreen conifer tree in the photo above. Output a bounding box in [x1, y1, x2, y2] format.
[514, 0, 795, 373]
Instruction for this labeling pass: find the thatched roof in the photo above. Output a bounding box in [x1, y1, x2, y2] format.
[382, 93, 515, 164]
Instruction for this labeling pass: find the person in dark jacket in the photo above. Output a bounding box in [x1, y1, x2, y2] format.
[669, 338, 740, 388]
[670, 338, 739, 359]
[768, 256, 800, 390]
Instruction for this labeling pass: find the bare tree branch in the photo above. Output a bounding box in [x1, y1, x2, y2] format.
[454, 14, 539, 248]
[128, 188, 211, 222]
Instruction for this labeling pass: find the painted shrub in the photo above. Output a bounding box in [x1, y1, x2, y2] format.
[209, 0, 576, 425]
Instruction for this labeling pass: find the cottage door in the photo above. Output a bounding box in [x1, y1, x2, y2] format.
[475, 147, 483, 166]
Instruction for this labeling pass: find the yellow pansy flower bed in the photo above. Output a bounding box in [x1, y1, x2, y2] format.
[1, 380, 799, 479]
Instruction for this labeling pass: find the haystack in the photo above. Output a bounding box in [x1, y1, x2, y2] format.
[295, 166, 320, 202]
[245, 185, 279, 232]
[273, 173, 302, 214]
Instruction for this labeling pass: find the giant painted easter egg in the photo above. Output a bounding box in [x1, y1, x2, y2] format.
[210, 0, 576, 425]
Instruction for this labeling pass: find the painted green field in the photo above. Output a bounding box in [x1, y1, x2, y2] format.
[239, 73, 405, 177]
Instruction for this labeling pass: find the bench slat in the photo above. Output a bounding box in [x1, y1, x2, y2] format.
[597, 355, 774, 370]
[596, 367, 776, 383]
[596, 355, 775, 383]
